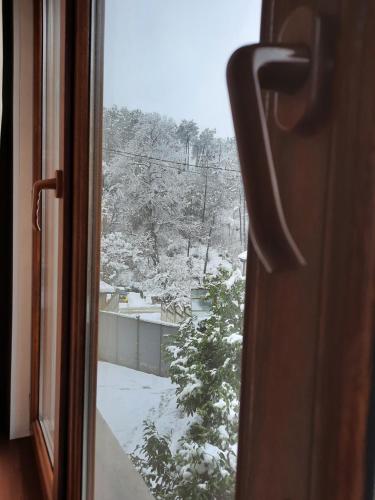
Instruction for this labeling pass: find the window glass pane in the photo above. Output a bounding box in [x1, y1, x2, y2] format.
[89, 0, 261, 497]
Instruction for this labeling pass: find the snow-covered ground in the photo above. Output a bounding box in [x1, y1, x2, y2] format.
[97, 361, 190, 455]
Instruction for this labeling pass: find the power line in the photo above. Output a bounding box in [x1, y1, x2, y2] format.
[104, 149, 205, 177]
[117, 157, 207, 177]
[103, 147, 241, 175]
[103, 149, 241, 181]
[104, 146, 240, 174]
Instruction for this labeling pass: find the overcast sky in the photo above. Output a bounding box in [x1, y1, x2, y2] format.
[104, 0, 261, 138]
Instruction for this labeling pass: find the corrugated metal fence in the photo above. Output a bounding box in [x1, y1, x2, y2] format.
[98, 311, 178, 377]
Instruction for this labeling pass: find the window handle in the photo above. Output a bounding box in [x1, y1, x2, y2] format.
[32, 170, 63, 231]
[227, 44, 308, 272]
[226, 8, 329, 272]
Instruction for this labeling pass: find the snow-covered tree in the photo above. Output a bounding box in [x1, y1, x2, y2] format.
[100, 231, 132, 284]
[176, 119, 199, 167]
[100, 105, 246, 304]
[132, 267, 245, 499]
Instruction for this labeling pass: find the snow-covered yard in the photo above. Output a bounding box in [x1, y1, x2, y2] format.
[97, 361, 190, 455]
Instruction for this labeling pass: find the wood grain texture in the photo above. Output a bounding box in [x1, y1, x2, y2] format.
[53, 0, 74, 496]
[31, 1, 72, 498]
[31, 1, 94, 498]
[236, 1, 375, 499]
[0, 436, 43, 500]
[65, 0, 92, 498]
[311, 0, 375, 498]
[236, 2, 334, 498]
[31, 422, 52, 500]
[84, 1, 105, 497]
[30, 0, 42, 425]
[30, 1, 52, 498]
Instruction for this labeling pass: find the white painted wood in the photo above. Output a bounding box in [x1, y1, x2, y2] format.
[10, 0, 34, 439]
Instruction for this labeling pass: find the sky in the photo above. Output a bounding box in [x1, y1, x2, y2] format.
[104, 0, 261, 138]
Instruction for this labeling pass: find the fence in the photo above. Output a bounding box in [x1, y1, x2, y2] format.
[160, 302, 191, 324]
[98, 311, 178, 377]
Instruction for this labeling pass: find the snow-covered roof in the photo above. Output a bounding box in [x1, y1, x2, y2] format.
[100, 280, 115, 293]
[238, 250, 247, 262]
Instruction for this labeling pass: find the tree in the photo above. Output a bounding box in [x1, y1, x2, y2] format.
[141, 252, 203, 308]
[100, 231, 132, 284]
[176, 120, 199, 168]
[192, 128, 217, 168]
[100, 105, 246, 302]
[132, 267, 245, 499]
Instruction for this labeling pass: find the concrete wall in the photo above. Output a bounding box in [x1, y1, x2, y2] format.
[95, 410, 154, 500]
[98, 312, 177, 377]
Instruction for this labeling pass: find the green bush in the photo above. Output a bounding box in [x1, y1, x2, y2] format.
[132, 267, 245, 499]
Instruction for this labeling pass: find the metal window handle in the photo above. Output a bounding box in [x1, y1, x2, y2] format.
[32, 170, 63, 231]
[226, 7, 330, 272]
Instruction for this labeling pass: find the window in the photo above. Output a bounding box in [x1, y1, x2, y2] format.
[84, 1, 261, 498]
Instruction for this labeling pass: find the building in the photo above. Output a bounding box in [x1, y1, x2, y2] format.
[99, 280, 119, 312]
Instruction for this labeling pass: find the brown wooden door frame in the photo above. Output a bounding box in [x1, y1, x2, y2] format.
[30, 0, 375, 499]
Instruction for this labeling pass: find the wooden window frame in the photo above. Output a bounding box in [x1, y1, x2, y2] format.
[30, 0, 375, 499]
[30, 0, 73, 498]
[30, 0, 50, 497]
[30, 0, 105, 498]
[235, 2, 375, 499]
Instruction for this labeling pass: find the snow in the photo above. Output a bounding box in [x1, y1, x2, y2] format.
[124, 312, 161, 321]
[100, 280, 115, 293]
[202, 443, 222, 462]
[178, 381, 202, 400]
[119, 293, 161, 321]
[238, 250, 247, 262]
[96, 361, 192, 455]
[226, 333, 243, 345]
[213, 399, 226, 410]
[224, 268, 243, 289]
[218, 425, 229, 440]
[205, 249, 232, 275]
[122, 292, 151, 307]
